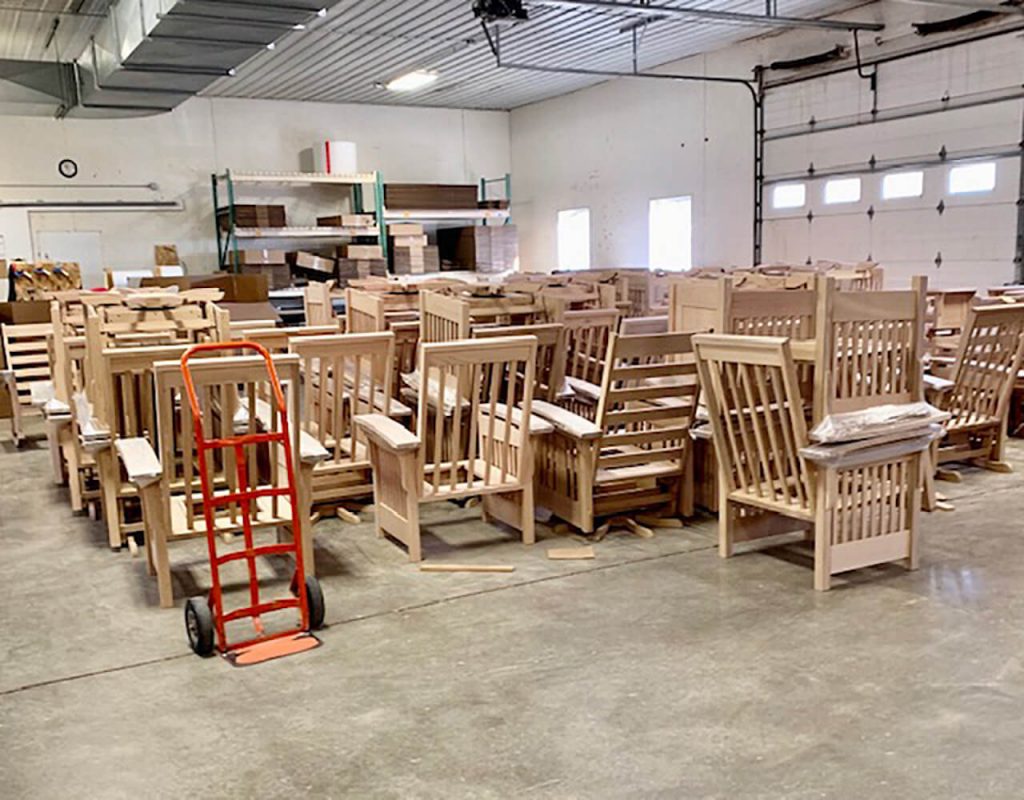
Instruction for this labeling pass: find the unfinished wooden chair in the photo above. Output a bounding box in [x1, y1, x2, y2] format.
[1, 322, 54, 446]
[347, 287, 420, 399]
[619, 315, 668, 336]
[695, 333, 930, 591]
[933, 304, 1024, 475]
[531, 331, 698, 534]
[289, 332, 407, 515]
[558, 308, 622, 419]
[473, 323, 566, 402]
[355, 336, 538, 562]
[132, 352, 326, 607]
[303, 280, 338, 326]
[86, 291, 223, 348]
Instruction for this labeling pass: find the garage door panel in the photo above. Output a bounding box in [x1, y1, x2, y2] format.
[763, 218, 810, 265]
[934, 204, 1018, 261]
[807, 214, 872, 263]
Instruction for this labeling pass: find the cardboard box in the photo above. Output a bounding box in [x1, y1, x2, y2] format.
[240, 264, 291, 290]
[0, 300, 52, 325]
[392, 245, 439, 276]
[238, 249, 287, 266]
[217, 204, 286, 230]
[437, 225, 517, 273]
[384, 184, 478, 210]
[294, 251, 336, 274]
[154, 244, 180, 266]
[391, 235, 428, 248]
[219, 301, 281, 325]
[344, 244, 384, 260]
[388, 222, 424, 236]
[316, 214, 376, 228]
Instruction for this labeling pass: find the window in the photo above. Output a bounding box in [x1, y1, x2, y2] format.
[557, 208, 590, 271]
[772, 183, 806, 210]
[948, 162, 996, 195]
[648, 196, 692, 271]
[824, 177, 861, 205]
[882, 171, 924, 200]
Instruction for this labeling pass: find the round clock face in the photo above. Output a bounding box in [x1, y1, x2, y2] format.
[58, 158, 78, 179]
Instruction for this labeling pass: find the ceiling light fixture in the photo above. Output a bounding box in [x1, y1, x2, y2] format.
[317, 7, 327, 16]
[266, 41, 276, 50]
[292, 23, 306, 30]
[385, 70, 438, 92]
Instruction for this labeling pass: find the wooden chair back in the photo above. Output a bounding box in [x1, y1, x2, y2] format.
[813, 275, 927, 421]
[943, 304, 1024, 429]
[593, 332, 699, 479]
[562, 309, 620, 386]
[619, 315, 668, 336]
[416, 337, 537, 501]
[85, 295, 220, 348]
[2, 322, 54, 411]
[289, 333, 396, 472]
[670, 275, 816, 338]
[473, 323, 566, 402]
[304, 281, 336, 326]
[232, 324, 343, 355]
[151, 353, 303, 539]
[420, 290, 471, 343]
[693, 334, 813, 514]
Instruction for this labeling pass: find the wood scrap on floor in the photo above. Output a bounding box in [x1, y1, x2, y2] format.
[547, 546, 595, 560]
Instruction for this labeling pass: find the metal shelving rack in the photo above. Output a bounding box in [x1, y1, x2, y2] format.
[211, 169, 387, 271]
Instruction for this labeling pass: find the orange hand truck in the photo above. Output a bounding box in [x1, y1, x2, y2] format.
[179, 341, 325, 665]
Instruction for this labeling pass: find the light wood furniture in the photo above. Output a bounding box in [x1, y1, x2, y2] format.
[355, 336, 538, 562]
[473, 323, 566, 402]
[532, 331, 698, 533]
[135, 353, 326, 607]
[620, 315, 668, 336]
[559, 308, 621, 419]
[303, 280, 338, 326]
[289, 332, 405, 512]
[2, 322, 54, 446]
[933, 304, 1024, 473]
[694, 333, 927, 591]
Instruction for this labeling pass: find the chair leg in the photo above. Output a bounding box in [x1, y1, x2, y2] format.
[296, 463, 317, 577]
[907, 457, 922, 572]
[520, 484, 535, 546]
[140, 483, 173, 608]
[813, 470, 832, 592]
[95, 449, 123, 550]
[718, 480, 734, 558]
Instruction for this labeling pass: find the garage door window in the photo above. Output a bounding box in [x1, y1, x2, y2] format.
[948, 162, 996, 195]
[882, 171, 924, 200]
[824, 178, 861, 205]
[772, 183, 806, 210]
[557, 208, 591, 271]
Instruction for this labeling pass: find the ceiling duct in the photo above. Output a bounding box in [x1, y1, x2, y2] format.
[35, 0, 338, 117]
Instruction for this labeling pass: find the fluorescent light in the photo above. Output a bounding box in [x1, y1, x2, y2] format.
[317, 7, 327, 16]
[292, 23, 306, 30]
[385, 70, 438, 92]
[266, 41, 276, 50]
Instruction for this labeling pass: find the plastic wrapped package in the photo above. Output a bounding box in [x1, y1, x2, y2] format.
[800, 424, 944, 469]
[809, 401, 950, 444]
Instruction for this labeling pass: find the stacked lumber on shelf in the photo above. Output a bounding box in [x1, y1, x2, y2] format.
[236, 248, 290, 289]
[384, 183, 478, 210]
[216, 203, 286, 229]
[436, 225, 518, 274]
[389, 223, 439, 275]
[339, 244, 388, 280]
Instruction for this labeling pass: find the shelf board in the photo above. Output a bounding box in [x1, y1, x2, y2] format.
[383, 208, 510, 222]
[233, 226, 380, 239]
[224, 171, 378, 186]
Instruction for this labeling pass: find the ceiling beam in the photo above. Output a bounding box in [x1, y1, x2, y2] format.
[885, 0, 1024, 15]
[527, 0, 885, 32]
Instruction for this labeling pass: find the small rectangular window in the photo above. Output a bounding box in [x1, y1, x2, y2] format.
[824, 177, 861, 205]
[648, 196, 692, 271]
[948, 162, 996, 195]
[772, 183, 806, 210]
[882, 171, 924, 200]
[557, 208, 590, 271]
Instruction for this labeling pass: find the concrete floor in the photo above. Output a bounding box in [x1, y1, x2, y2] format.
[3, 418, 1024, 799]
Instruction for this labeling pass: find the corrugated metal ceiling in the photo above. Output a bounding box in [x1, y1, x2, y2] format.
[201, 0, 867, 110]
[0, 0, 110, 62]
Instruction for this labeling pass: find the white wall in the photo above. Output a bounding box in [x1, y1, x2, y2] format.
[0, 96, 510, 283]
[510, 8, 1023, 288]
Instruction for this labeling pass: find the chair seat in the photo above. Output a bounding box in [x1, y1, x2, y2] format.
[595, 459, 682, 485]
[945, 413, 1000, 432]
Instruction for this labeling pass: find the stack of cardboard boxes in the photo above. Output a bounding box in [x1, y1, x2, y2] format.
[237, 249, 291, 289]
[389, 223, 439, 275]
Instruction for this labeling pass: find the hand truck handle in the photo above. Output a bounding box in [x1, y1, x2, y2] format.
[180, 341, 288, 421]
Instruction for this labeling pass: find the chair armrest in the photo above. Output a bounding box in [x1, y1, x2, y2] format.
[532, 400, 602, 440]
[923, 373, 954, 393]
[484, 402, 554, 436]
[115, 437, 162, 487]
[44, 398, 72, 421]
[355, 413, 421, 452]
[299, 430, 331, 465]
[564, 376, 601, 404]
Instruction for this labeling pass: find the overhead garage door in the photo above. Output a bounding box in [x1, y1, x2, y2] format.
[761, 32, 1023, 289]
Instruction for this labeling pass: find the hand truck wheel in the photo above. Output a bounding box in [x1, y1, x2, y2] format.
[185, 597, 215, 656]
[304, 576, 326, 630]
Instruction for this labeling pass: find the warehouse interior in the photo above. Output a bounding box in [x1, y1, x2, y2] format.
[2, 0, 1024, 796]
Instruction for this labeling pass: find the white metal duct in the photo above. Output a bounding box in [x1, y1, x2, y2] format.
[69, 0, 339, 116]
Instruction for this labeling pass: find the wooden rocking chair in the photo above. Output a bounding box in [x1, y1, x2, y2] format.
[355, 336, 538, 561]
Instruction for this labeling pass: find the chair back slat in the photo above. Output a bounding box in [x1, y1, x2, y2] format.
[473, 322, 565, 401]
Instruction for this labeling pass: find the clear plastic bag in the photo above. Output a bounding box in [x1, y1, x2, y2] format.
[809, 401, 950, 444]
[800, 424, 943, 469]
